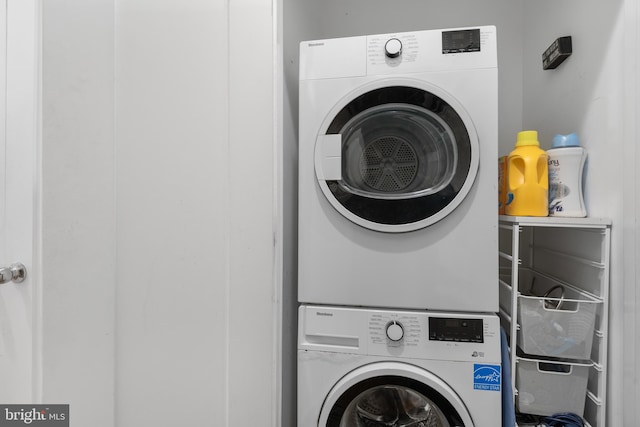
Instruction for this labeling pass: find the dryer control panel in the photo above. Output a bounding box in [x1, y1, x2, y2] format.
[299, 26, 497, 81]
[441, 29, 481, 54]
[365, 26, 497, 76]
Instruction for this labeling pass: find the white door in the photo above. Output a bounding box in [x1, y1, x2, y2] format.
[0, 0, 38, 402]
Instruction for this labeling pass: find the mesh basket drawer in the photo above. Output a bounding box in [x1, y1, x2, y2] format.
[517, 271, 599, 360]
[516, 357, 591, 416]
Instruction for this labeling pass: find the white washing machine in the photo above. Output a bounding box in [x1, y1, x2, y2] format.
[298, 26, 498, 312]
[298, 305, 502, 426]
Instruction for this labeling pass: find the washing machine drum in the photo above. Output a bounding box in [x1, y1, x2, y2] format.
[315, 85, 479, 233]
[324, 376, 466, 427]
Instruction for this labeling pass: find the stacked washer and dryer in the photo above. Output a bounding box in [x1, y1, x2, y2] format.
[298, 26, 502, 426]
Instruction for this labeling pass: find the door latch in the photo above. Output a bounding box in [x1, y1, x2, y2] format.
[0, 263, 26, 284]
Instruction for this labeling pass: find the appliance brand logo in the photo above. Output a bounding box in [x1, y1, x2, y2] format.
[308, 42, 325, 47]
[0, 405, 69, 426]
[315, 311, 333, 317]
[473, 364, 501, 391]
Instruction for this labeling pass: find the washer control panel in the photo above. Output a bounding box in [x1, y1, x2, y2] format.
[298, 305, 501, 362]
[369, 313, 421, 347]
[428, 317, 484, 343]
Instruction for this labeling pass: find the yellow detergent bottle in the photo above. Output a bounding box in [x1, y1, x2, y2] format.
[505, 130, 549, 216]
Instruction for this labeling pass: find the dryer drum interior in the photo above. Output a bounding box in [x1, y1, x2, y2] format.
[326, 376, 465, 427]
[323, 86, 473, 226]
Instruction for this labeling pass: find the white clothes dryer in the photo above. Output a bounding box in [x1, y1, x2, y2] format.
[298, 305, 503, 426]
[298, 26, 499, 312]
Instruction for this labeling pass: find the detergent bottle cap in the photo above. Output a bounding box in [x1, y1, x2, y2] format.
[552, 133, 580, 148]
[515, 130, 540, 147]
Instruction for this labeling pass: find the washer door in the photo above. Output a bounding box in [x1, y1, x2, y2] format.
[314, 81, 478, 233]
[318, 362, 473, 427]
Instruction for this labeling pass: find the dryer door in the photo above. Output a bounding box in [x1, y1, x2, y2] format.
[314, 81, 478, 233]
[318, 362, 474, 427]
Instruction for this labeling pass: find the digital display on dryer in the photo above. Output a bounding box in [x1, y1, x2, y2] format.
[442, 29, 481, 54]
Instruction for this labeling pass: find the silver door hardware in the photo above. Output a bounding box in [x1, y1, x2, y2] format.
[0, 263, 26, 284]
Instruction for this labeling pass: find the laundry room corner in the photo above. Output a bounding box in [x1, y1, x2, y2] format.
[5, 0, 640, 426]
[281, 1, 639, 426]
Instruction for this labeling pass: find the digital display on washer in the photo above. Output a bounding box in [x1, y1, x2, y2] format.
[429, 317, 484, 343]
[442, 29, 481, 54]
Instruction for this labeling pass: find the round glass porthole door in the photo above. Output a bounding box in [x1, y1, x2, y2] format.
[323, 376, 467, 427]
[314, 84, 478, 233]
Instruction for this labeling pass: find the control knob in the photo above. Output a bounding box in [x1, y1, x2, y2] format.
[384, 38, 403, 58]
[386, 321, 404, 342]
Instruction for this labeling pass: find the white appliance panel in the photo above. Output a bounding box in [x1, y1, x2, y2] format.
[298, 305, 503, 427]
[298, 26, 498, 312]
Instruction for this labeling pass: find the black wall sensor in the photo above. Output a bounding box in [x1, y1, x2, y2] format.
[542, 36, 572, 70]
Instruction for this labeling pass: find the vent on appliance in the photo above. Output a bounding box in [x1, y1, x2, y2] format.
[359, 137, 419, 192]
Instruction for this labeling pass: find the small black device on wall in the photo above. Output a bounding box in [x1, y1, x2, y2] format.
[542, 36, 572, 70]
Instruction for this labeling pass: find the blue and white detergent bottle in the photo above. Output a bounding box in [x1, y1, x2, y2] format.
[547, 133, 587, 217]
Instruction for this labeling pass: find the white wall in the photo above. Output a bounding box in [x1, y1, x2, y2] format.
[623, 0, 639, 424]
[114, 1, 228, 424]
[42, 0, 278, 426]
[2, 0, 39, 404]
[520, 2, 628, 425]
[116, 0, 276, 425]
[41, 2, 116, 425]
